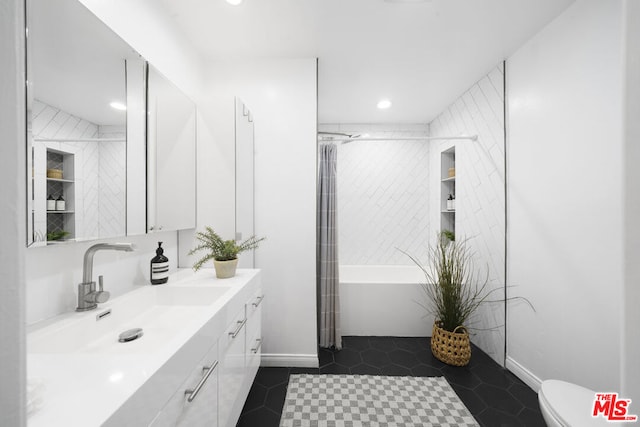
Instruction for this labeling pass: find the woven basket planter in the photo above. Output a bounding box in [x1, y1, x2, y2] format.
[431, 321, 471, 367]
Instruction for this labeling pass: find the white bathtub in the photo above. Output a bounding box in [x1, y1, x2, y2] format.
[339, 265, 433, 337]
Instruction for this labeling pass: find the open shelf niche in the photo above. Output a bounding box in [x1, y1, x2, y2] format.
[440, 146, 455, 236]
[45, 148, 76, 242]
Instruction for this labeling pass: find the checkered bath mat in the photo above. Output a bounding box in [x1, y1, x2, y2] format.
[280, 374, 479, 427]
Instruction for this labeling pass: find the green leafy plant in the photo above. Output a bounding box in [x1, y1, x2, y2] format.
[47, 230, 70, 241]
[188, 226, 265, 271]
[400, 233, 491, 333]
[400, 232, 533, 333]
[441, 229, 455, 242]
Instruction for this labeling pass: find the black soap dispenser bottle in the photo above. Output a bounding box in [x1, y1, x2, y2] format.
[150, 242, 169, 285]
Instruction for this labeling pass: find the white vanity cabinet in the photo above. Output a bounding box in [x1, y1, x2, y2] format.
[246, 290, 264, 378]
[148, 343, 219, 427]
[218, 306, 248, 427]
[59, 270, 265, 427]
[218, 288, 264, 427]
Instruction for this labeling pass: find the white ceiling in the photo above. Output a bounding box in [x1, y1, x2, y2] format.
[32, 0, 139, 126]
[156, 0, 575, 124]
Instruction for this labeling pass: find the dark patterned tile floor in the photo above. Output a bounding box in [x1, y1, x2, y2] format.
[237, 336, 545, 427]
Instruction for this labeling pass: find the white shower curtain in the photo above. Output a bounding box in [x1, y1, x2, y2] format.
[317, 143, 342, 349]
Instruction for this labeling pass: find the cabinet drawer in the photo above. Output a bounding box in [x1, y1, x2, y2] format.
[149, 343, 219, 427]
[246, 290, 262, 383]
[246, 324, 262, 374]
[220, 306, 246, 353]
[246, 290, 263, 346]
[246, 290, 264, 320]
[218, 306, 247, 427]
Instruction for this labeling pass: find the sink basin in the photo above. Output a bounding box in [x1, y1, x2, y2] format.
[153, 285, 231, 306]
[26, 268, 261, 427]
[28, 285, 232, 355]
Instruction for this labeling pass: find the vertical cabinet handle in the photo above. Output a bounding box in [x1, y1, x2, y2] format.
[184, 360, 219, 403]
[229, 318, 247, 338]
[251, 338, 263, 354]
[252, 295, 264, 307]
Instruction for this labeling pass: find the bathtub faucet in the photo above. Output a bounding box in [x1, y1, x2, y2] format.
[76, 243, 136, 312]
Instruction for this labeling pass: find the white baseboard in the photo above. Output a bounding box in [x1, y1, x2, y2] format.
[261, 353, 319, 368]
[506, 356, 542, 392]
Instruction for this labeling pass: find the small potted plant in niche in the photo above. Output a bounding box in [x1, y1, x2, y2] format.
[47, 230, 70, 242]
[189, 227, 265, 279]
[441, 229, 455, 245]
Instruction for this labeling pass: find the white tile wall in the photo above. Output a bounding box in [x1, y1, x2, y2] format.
[319, 124, 431, 265]
[32, 100, 126, 239]
[97, 139, 126, 237]
[429, 65, 506, 365]
[82, 140, 100, 238]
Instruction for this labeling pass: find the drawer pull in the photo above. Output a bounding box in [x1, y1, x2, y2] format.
[251, 338, 263, 354]
[229, 318, 247, 338]
[185, 360, 219, 403]
[252, 295, 264, 308]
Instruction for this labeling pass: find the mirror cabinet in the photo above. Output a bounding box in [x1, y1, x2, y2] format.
[147, 66, 197, 233]
[235, 98, 255, 268]
[26, 0, 196, 247]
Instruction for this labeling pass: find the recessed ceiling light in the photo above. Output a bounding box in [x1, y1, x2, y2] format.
[377, 99, 392, 109]
[226, 0, 243, 5]
[109, 101, 126, 111]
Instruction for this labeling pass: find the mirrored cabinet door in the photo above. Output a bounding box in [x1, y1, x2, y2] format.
[26, 0, 197, 247]
[26, 0, 145, 246]
[235, 98, 256, 268]
[146, 65, 197, 233]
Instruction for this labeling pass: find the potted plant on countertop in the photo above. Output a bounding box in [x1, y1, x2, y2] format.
[189, 227, 265, 279]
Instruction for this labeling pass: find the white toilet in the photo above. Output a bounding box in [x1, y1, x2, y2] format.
[538, 380, 609, 426]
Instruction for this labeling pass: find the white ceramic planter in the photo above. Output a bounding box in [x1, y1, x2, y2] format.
[214, 258, 239, 279]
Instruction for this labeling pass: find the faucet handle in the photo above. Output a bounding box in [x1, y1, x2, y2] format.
[96, 276, 110, 303]
[93, 291, 110, 304]
[85, 276, 110, 304]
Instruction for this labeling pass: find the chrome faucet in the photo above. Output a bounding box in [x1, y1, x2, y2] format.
[76, 243, 136, 312]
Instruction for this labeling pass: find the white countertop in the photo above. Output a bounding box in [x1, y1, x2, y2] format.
[27, 268, 260, 427]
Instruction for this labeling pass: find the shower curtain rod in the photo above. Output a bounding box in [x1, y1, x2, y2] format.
[33, 137, 125, 143]
[318, 135, 478, 142]
[318, 131, 359, 138]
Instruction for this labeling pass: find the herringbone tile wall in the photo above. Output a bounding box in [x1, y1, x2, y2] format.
[319, 124, 430, 265]
[32, 100, 126, 239]
[429, 64, 506, 364]
[98, 140, 126, 237]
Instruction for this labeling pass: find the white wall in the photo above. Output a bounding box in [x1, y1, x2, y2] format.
[429, 65, 506, 365]
[622, 0, 640, 403]
[319, 124, 430, 265]
[1, 1, 205, 420]
[0, 0, 27, 424]
[26, 232, 178, 324]
[24, 1, 205, 323]
[180, 59, 319, 366]
[77, 0, 205, 103]
[506, 0, 625, 393]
